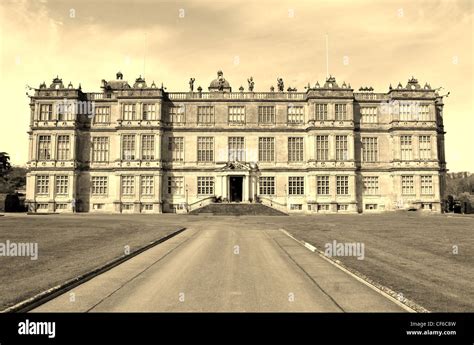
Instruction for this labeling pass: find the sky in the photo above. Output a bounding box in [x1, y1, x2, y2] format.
[0, 0, 472, 171]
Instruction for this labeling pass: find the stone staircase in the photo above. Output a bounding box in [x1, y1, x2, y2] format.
[189, 203, 287, 216]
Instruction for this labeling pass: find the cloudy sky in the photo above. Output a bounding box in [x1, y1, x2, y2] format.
[0, 0, 472, 171]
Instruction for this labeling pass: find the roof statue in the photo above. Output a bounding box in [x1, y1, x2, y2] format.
[247, 77, 254, 92]
[277, 78, 284, 92]
[209, 70, 231, 92]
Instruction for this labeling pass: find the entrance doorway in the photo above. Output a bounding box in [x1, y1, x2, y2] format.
[229, 176, 243, 202]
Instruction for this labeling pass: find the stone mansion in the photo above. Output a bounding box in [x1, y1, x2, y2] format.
[25, 71, 447, 213]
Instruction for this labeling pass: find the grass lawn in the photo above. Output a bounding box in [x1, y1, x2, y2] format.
[0, 212, 472, 312]
[268, 213, 474, 312]
[0, 214, 185, 310]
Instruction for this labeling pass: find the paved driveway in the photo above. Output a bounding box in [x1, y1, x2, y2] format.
[33, 220, 406, 312]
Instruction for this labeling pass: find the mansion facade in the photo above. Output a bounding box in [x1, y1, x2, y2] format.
[25, 71, 447, 213]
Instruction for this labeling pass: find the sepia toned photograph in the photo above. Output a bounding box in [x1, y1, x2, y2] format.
[0, 0, 472, 344]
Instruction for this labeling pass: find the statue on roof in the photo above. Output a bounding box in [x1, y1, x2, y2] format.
[189, 77, 195, 92]
[217, 71, 225, 91]
[247, 77, 254, 92]
[277, 78, 284, 92]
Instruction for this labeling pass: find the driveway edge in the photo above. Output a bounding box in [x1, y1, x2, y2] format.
[2, 227, 187, 313]
[279, 228, 429, 313]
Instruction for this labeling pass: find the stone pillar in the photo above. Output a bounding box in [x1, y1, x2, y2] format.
[328, 134, 335, 160]
[242, 175, 247, 201]
[51, 134, 57, 160]
[413, 135, 419, 160]
[431, 134, 437, 160]
[71, 132, 77, 161]
[156, 132, 162, 161]
[348, 133, 354, 160]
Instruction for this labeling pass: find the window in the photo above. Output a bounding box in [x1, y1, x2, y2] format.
[288, 137, 304, 162]
[228, 137, 245, 161]
[57, 135, 70, 161]
[419, 136, 431, 160]
[417, 104, 430, 121]
[258, 137, 274, 162]
[421, 175, 433, 195]
[122, 135, 135, 160]
[288, 177, 304, 195]
[57, 102, 73, 121]
[197, 106, 214, 124]
[39, 104, 52, 121]
[422, 203, 432, 210]
[169, 203, 185, 213]
[400, 135, 412, 161]
[335, 104, 347, 120]
[94, 106, 110, 123]
[315, 104, 328, 121]
[55, 175, 68, 195]
[361, 107, 377, 123]
[197, 137, 214, 162]
[363, 176, 379, 195]
[167, 176, 184, 195]
[399, 103, 412, 121]
[122, 203, 133, 211]
[92, 137, 109, 162]
[93, 203, 105, 210]
[361, 137, 378, 162]
[228, 106, 245, 124]
[123, 104, 136, 120]
[168, 137, 184, 162]
[197, 177, 214, 195]
[167, 105, 185, 124]
[142, 204, 153, 211]
[365, 204, 378, 210]
[317, 204, 330, 211]
[336, 176, 349, 195]
[37, 135, 51, 160]
[317, 176, 330, 195]
[141, 135, 155, 160]
[290, 204, 303, 210]
[143, 104, 156, 120]
[315, 135, 329, 161]
[140, 175, 154, 195]
[121, 176, 135, 195]
[401, 175, 414, 195]
[55, 203, 68, 210]
[287, 106, 304, 124]
[36, 176, 49, 195]
[258, 106, 275, 124]
[259, 177, 275, 195]
[91, 176, 108, 195]
[337, 204, 348, 211]
[37, 203, 49, 210]
[336, 135, 348, 161]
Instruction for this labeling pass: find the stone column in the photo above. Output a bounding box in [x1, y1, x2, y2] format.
[242, 175, 247, 201]
[328, 134, 335, 160]
[51, 134, 57, 160]
[348, 133, 354, 160]
[431, 134, 437, 161]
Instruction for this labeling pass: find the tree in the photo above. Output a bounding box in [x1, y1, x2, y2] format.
[0, 152, 11, 176]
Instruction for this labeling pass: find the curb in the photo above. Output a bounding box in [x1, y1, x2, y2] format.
[279, 228, 429, 313]
[2, 227, 187, 313]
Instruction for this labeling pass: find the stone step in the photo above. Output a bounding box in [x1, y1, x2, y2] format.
[189, 203, 287, 216]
